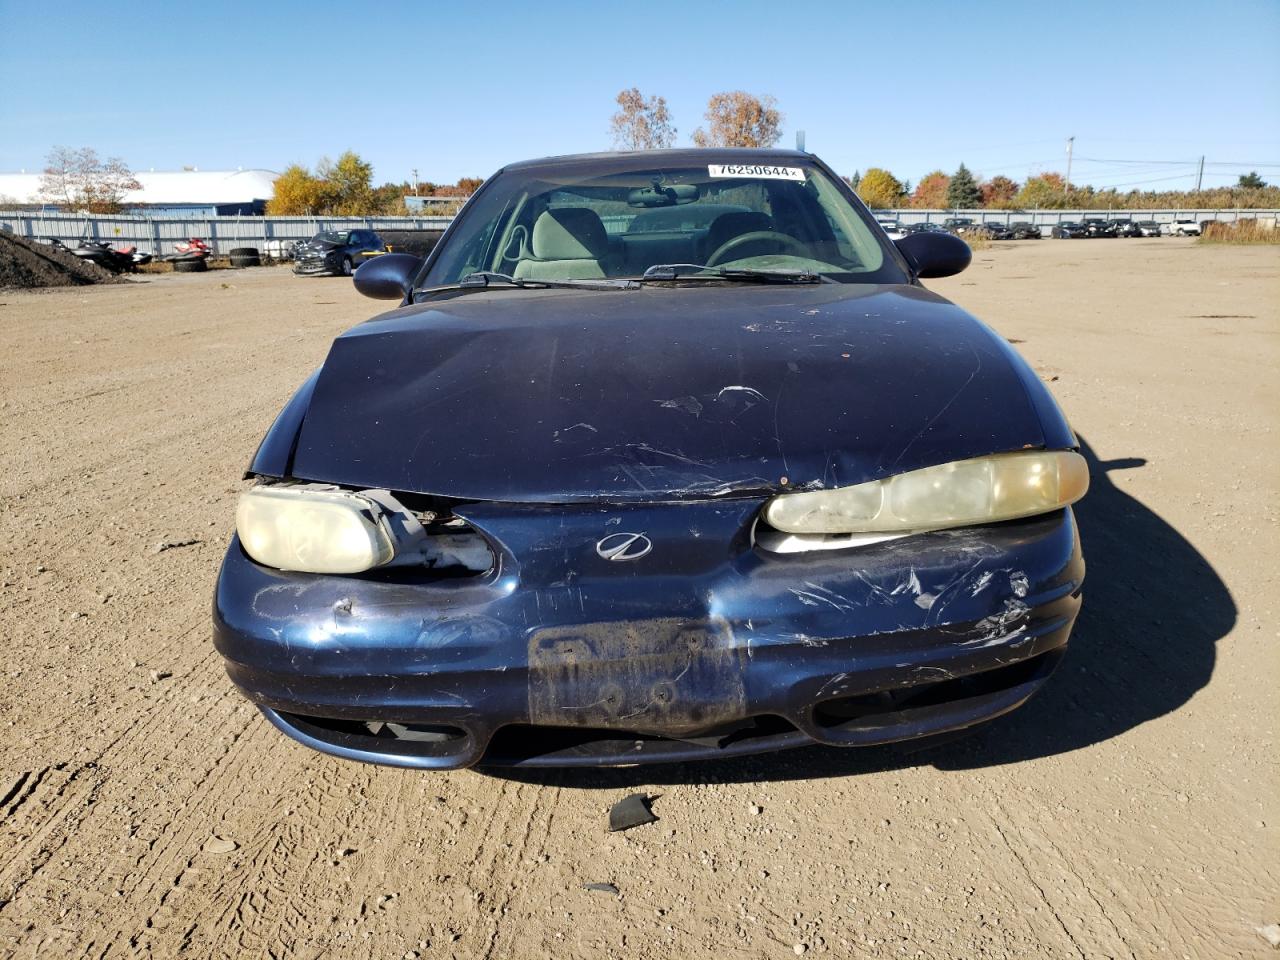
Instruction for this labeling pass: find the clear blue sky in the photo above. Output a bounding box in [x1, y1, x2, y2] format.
[2, 0, 1278, 191]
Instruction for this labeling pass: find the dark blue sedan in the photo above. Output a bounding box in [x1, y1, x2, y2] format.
[214, 149, 1087, 769]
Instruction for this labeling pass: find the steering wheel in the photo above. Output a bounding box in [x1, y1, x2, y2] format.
[706, 230, 809, 267]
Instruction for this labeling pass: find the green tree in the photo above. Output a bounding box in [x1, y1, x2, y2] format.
[856, 168, 904, 208]
[319, 151, 375, 215]
[1238, 171, 1267, 189]
[945, 163, 982, 209]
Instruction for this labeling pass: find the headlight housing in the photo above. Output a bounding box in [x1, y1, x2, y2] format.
[236, 484, 408, 574]
[763, 450, 1088, 535]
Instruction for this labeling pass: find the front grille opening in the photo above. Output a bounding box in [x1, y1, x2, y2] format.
[483, 714, 798, 764]
[812, 652, 1055, 729]
[279, 711, 470, 758]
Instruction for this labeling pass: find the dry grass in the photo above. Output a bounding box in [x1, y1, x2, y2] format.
[1199, 219, 1280, 244]
[963, 231, 991, 251]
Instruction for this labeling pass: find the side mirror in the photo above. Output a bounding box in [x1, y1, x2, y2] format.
[353, 253, 422, 300]
[894, 232, 971, 279]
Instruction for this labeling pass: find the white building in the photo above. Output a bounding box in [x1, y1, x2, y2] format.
[0, 168, 279, 215]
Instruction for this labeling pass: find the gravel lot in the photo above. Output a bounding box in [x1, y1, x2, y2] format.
[1, 239, 1276, 958]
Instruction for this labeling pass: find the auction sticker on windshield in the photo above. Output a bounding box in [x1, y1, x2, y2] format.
[707, 164, 806, 181]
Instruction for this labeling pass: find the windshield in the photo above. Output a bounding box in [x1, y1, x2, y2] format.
[316, 231, 351, 244]
[419, 159, 905, 288]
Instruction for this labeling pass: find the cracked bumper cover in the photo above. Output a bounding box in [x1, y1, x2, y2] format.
[213, 501, 1083, 769]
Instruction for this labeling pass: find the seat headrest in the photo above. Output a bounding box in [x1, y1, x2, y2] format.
[706, 211, 774, 253]
[531, 208, 609, 260]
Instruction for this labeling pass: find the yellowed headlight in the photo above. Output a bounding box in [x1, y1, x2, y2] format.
[236, 485, 396, 573]
[763, 450, 1088, 534]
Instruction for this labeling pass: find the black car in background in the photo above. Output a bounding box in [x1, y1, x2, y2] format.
[1108, 220, 1142, 238]
[942, 217, 977, 235]
[902, 222, 947, 235]
[970, 222, 1014, 240]
[1083, 219, 1118, 238]
[1009, 221, 1042, 239]
[1051, 222, 1090, 239]
[294, 229, 386, 276]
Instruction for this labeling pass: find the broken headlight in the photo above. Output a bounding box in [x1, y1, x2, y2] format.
[762, 450, 1088, 535]
[236, 484, 412, 574]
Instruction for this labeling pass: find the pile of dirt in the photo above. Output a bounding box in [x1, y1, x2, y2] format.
[0, 233, 126, 289]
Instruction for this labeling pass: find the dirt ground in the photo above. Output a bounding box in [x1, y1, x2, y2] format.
[1, 239, 1276, 959]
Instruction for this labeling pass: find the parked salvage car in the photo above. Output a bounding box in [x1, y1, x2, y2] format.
[1135, 220, 1163, 237]
[1008, 221, 1042, 239]
[214, 149, 1088, 770]
[1167, 219, 1201, 236]
[876, 218, 905, 239]
[972, 222, 1014, 240]
[1051, 221, 1090, 239]
[901, 222, 947, 235]
[1083, 219, 1117, 238]
[942, 217, 977, 234]
[1107, 219, 1142, 238]
[293, 229, 386, 276]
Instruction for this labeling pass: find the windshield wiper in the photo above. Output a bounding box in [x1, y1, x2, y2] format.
[413, 272, 639, 297]
[458, 271, 638, 290]
[640, 263, 827, 284]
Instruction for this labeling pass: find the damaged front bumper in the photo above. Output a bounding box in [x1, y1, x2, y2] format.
[213, 500, 1083, 769]
[293, 256, 338, 276]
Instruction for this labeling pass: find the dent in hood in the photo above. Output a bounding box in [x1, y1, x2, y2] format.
[281, 284, 1073, 503]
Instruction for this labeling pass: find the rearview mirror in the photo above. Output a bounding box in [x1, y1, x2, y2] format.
[353, 253, 422, 300]
[627, 182, 700, 207]
[894, 232, 971, 279]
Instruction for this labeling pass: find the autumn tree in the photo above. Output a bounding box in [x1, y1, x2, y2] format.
[945, 163, 982, 209]
[856, 168, 904, 208]
[318, 151, 375, 215]
[1014, 172, 1070, 209]
[910, 170, 950, 208]
[610, 88, 677, 150]
[691, 92, 782, 148]
[267, 151, 382, 215]
[980, 175, 1020, 208]
[37, 146, 141, 213]
[267, 163, 324, 215]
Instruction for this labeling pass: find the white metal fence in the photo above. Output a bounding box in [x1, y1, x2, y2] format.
[869, 208, 1280, 228]
[2, 208, 1276, 255]
[0, 212, 455, 256]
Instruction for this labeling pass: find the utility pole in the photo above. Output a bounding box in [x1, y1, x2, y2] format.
[1195, 155, 1204, 192]
[411, 169, 420, 196]
[1065, 136, 1075, 196]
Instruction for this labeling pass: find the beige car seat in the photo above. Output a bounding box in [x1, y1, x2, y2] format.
[513, 208, 609, 280]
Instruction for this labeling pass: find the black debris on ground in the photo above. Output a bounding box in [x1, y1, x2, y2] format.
[608, 793, 659, 832]
[0, 233, 126, 289]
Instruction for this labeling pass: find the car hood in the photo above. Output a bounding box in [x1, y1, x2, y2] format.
[289, 284, 1068, 503]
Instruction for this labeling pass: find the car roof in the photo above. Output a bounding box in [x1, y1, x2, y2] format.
[501, 148, 816, 176]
